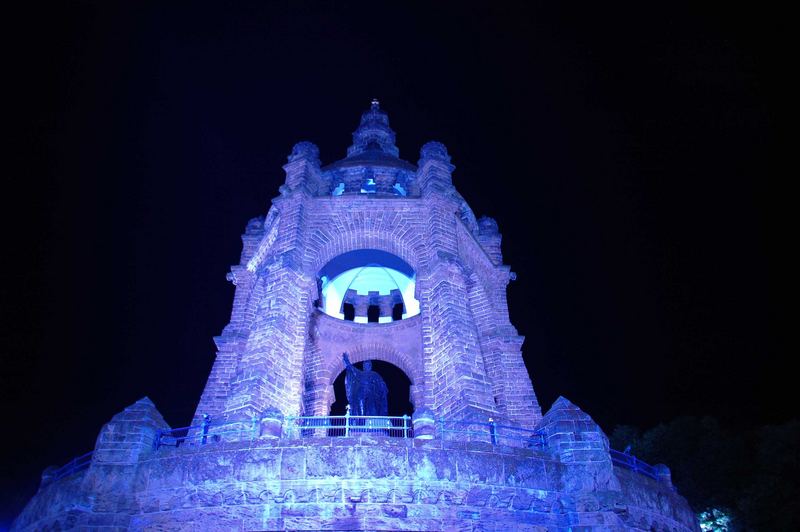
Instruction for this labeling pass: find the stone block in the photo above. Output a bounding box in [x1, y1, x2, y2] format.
[454, 451, 504, 484]
[141, 456, 184, 488]
[503, 457, 549, 489]
[355, 446, 408, 479]
[283, 514, 362, 530]
[235, 447, 280, 481]
[408, 449, 456, 481]
[185, 451, 235, 483]
[306, 445, 356, 479]
[281, 447, 306, 479]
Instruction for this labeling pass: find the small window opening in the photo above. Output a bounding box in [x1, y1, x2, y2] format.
[367, 305, 380, 323]
[392, 303, 404, 321]
[343, 303, 355, 321]
[361, 177, 376, 194]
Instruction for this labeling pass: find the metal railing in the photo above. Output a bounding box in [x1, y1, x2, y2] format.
[155, 415, 259, 449]
[42, 422, 665, 488]
[151, 414, 546, 448]
[44, 451, 94, 485]
[285, 413, 413, 438]
[609, 449, 659, 480]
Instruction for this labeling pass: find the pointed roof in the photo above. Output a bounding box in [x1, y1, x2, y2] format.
[347, 99, 399, 157]
[324, 100, 416, 171]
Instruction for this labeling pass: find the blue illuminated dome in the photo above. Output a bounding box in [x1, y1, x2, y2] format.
[318, 249, 419, 322]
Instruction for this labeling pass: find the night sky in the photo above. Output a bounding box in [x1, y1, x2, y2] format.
[3, 1, 782, 524]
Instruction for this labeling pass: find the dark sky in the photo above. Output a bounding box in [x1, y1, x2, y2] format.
[3, 1, 783, 524]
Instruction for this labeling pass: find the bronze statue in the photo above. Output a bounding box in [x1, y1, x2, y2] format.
[343, 352, 388, 416]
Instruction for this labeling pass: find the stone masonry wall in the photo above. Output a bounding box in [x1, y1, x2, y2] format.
[14, 436, 698, 531]
[14, 396, 699, 531]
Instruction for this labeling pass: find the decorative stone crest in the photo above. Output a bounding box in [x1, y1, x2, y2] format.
[419, 141, 451, 163]
[287, 141, 320, 164]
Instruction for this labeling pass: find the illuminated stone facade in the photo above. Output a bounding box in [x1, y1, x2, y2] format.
[12, 103, 699, 531]
[194, 100, 541, 428]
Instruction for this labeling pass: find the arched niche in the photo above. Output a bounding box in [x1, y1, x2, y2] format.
[316, 341, 424, 415]
[303, 221, 425, 286]
[316, 249, 420, 322]
[328, 360, 413, 417]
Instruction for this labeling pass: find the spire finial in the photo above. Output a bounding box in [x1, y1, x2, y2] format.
[371, 98, 380, 110]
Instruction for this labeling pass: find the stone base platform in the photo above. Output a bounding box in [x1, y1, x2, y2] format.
[14, 435, 697, 531]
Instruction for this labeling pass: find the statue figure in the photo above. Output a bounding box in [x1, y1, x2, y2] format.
[343, 352, 388, 417]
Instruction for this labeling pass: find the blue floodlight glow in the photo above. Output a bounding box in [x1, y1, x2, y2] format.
[332, 182, 345, 196]
[360, 177, 377, 194]
[698, 508, 732, 531]
[319, 250, 419, 321]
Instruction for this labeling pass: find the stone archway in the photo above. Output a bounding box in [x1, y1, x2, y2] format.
[328, 359, 413, 417]
[302, 213, 427, 281]
[315, 249, 419, 322]
[321, 340, 423, 413]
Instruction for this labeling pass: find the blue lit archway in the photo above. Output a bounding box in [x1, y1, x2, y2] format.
[317, 249, 419, 322]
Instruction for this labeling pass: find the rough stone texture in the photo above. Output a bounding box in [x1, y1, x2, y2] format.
[13, 103, 699, 530]
[13, 397, 698, 531]
[191, 101, 540, 428]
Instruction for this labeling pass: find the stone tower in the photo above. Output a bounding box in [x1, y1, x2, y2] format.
[12, 102, 699, 532]
[194, 100, 541, 429]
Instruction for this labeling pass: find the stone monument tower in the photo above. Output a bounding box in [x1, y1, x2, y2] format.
[194, 99, 541, 430]
[12, 102, 699, 531]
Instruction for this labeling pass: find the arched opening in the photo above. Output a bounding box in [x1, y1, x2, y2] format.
[367, 305, 380, 323]
[329, 360, 413, 417]
[317, 249, 419, 322]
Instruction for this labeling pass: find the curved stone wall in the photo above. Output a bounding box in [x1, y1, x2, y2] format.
[14, 435, 698, 531]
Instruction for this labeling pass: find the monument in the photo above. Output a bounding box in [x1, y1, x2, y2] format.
[12, 101, 699, 530]
[343, 353, 389, 417]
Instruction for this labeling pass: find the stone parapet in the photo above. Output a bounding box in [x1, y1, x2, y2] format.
[14, 431, 698, 531]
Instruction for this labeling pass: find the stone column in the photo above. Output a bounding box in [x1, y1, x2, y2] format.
[416, 141, 498, 421]
[418, 257, 497, 419]
[375, 171, 395, 194]
[378, 295, 393, 320]
[222, 255, 313, 424]
[354, 295, 369, 321]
